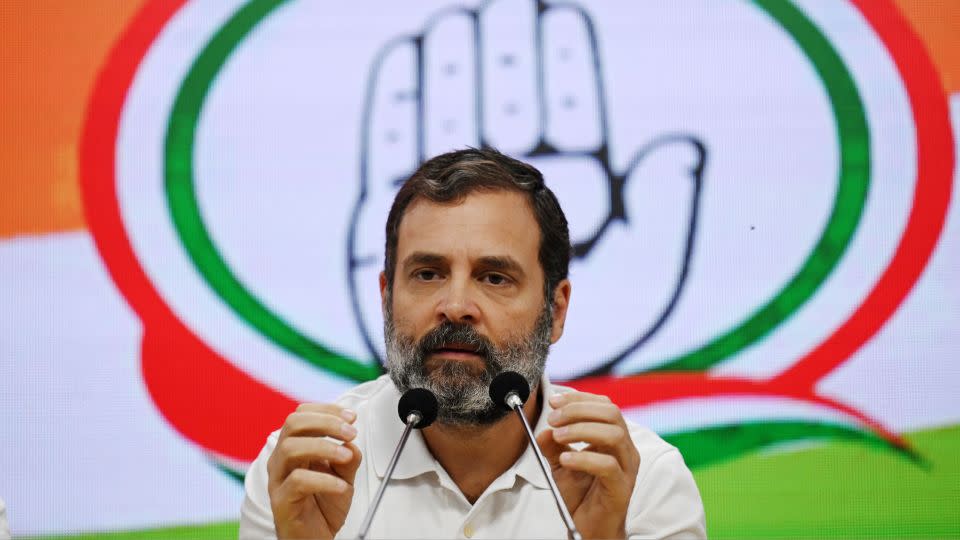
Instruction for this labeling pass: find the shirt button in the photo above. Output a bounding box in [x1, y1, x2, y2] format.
[463, 523, 475, 538]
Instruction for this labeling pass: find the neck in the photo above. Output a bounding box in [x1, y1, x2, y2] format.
[421, 385, 541, 504]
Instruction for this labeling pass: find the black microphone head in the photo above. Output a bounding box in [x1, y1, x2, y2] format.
[489, 371, 531, 410]
[398, 388, 439, 428]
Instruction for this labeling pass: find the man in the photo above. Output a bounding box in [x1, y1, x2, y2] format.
[240, 148, 706, 539]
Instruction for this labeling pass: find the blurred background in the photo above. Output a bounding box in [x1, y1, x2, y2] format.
[1, 0, 958, 538]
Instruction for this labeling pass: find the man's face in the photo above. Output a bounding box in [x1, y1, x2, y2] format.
[380, 190, 570, 426]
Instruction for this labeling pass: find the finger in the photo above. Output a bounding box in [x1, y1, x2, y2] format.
[356, 37, 421, 264]
[549, 400, 624, 429]
[364, 37, 420, 186]
[540, 4, 604, 150]
[558, 450, 623, 481]
[270, 436, 355, 484]
[536, 429, 570, 470]
[330, 440, 363, 486]
[422, 8, 479, 156]
[279, 411, 359, 442]
[524, 155, 609, 247]
[549, 390, 613, 409]
[273, 468, 349, 505]
[554, 423, 637, 476]
[552, 421, 625, 449]
[479, 0, 539, 153]
[295, 403, 357, 422]
[609, 139, 706, 375]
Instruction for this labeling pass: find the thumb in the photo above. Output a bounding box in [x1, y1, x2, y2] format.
[536, 429, 569, 470]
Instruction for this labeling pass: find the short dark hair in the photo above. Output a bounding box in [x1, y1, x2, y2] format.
[384, 147, 572, 297]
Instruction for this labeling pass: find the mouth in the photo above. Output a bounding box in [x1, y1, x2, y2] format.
[427, 342, 484, 361]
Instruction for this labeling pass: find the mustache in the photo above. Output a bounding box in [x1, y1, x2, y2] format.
[416, 322, 494, 360]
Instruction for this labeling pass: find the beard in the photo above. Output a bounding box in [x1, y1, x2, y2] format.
[384, 301, 553, 427]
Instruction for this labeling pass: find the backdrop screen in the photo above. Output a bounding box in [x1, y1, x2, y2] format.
[1, 0, 959, 538]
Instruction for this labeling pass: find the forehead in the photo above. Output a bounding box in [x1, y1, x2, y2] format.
[396, 190, 541, 265]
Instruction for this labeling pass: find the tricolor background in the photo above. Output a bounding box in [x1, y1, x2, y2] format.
[2, 1, 960, 538]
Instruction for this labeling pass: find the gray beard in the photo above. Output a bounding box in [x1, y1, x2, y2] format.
[384, 300, 552, 427]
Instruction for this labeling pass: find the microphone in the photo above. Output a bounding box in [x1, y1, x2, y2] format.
[490, 371, 583, 540]
[356, 388, 438, 540]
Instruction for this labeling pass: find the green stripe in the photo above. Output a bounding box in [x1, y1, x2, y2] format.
[664, 420, 907, 469]
[25, 521, 238, 540]
[646, 0, 870, 372]
[164, 0, 380, 382]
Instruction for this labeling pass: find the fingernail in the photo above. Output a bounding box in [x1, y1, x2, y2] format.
[549, 394, 563, 407]
[341, 423, 358, 438]
[560, 452, 574, 464]
[553, 427, 568, 439]
[548, 409, 562, 424]
[340, 409, 356, 422]
[334, 479, 349, 493]
[336, 446, 352, 461]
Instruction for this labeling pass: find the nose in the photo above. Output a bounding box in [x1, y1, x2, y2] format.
[435, 274, 480, 324]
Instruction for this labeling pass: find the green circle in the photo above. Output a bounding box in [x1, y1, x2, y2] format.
[163, 0, 868, 381]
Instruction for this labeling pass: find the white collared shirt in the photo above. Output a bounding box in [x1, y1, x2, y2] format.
[240, 375, 706, 539]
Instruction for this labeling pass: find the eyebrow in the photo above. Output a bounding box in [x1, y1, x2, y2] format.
[401, 252, 447, 273]
[475, 255, 525, 278]
[400, 252, 526, 278]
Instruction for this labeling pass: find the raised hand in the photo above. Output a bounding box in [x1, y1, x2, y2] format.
[536, 391, 641, 540]
[266, 404, 362, 539]
[347, 0, 707, 378]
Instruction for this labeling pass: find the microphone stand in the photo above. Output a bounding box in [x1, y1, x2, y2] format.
[505, 391, 583, 540]
[356, 411, 422, 540]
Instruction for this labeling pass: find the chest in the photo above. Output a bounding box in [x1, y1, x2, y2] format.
[339, 473, 569, 539]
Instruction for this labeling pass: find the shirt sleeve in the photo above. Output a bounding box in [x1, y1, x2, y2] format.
[239, 433, 280, 540]
[626, 449, 707, 540]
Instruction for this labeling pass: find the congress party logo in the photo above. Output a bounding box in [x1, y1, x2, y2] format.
[80, 0, 953, 473]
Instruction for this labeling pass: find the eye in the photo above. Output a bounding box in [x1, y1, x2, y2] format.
[482, 273, 510, 286]
[414, 269, 441, 281]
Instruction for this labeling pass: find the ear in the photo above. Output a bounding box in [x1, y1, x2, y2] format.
[379, 271, 389, 316]
[549, 279, 571, 344]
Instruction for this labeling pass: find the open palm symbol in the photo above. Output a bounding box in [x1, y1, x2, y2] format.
[348, 0, 707, 379]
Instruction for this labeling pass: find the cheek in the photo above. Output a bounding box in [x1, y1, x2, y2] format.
[493, 305, 542, 339]
[390, 293, 432, 329]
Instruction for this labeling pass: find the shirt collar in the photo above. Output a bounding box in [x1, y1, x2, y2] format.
[369, 375, 562, 490]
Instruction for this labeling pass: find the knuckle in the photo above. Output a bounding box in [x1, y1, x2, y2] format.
[276, 436, 297, 456]
[273, 437, 298, 463]
[600, 402, 620, 418]
[287, 468, 310, 486]
[283, 411, 305, 431]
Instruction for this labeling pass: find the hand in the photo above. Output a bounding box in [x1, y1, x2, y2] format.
[537, 391, 641, 540]
[267, 403, 363, 539]
[348, 0, 706, 378]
